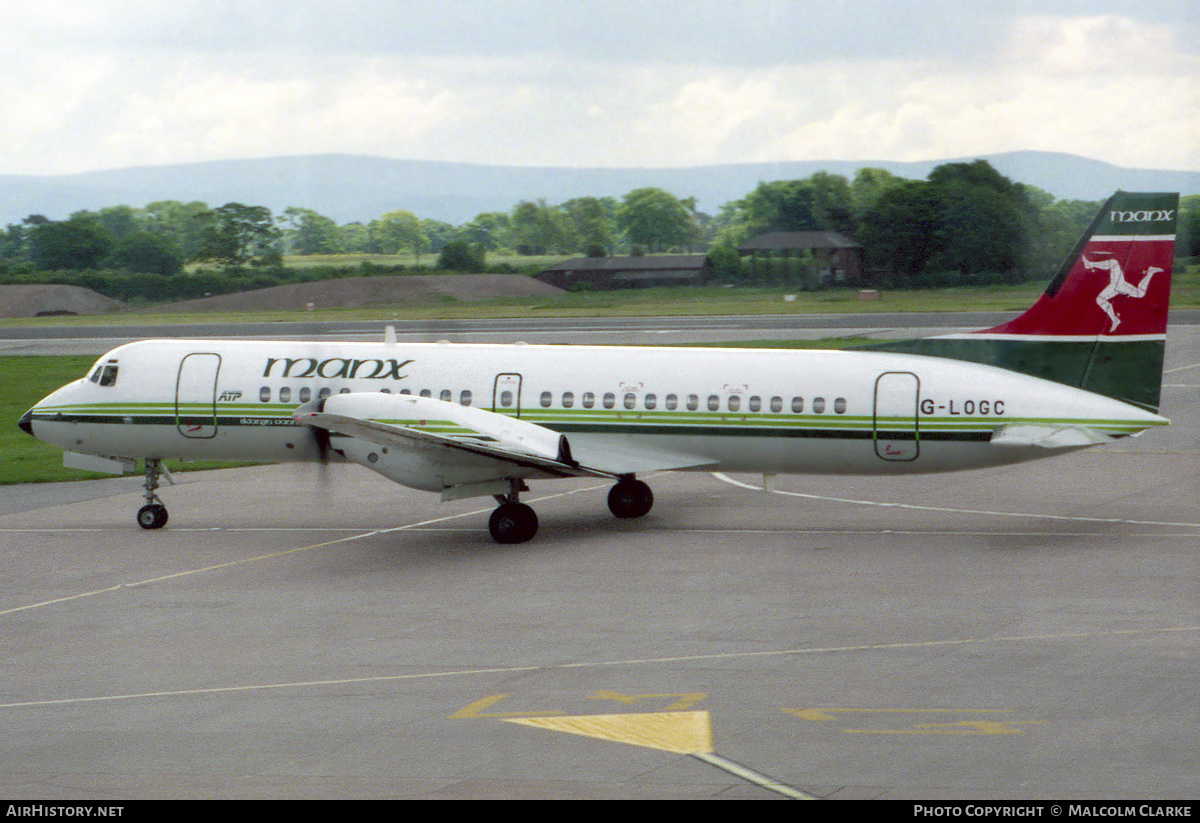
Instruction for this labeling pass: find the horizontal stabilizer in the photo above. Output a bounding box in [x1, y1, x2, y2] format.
[989, 423, 1114, 449]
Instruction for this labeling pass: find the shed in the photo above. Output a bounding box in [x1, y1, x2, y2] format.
[738, 231, 863, 285]
[536, 255, 713, 291]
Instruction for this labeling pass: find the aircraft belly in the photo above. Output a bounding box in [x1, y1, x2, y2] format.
[28, 419, 302, 463]
[610, 433, 1049, 476]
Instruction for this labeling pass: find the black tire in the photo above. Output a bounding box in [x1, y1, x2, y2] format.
[488, 502, 539, 544]
[137, 503, 168, 530]
[608, 479, 653, 519]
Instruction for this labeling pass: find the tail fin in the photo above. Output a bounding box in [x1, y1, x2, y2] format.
[859, 191, 1178, 411]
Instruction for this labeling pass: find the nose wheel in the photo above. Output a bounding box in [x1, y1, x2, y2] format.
[137, 503, 169, 529]
[137, 458, 170, 529]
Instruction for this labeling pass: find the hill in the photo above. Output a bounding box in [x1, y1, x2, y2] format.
[0, 275, 563, 317]
[140, 274, 564, 314]
[3, 152, 1198, 227]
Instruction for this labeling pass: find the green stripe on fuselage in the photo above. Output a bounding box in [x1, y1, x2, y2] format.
[855, 337, 1164, 412]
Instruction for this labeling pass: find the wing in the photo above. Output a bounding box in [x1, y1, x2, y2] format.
[302, 408, 607, 479]
[295, 393, 716, 497]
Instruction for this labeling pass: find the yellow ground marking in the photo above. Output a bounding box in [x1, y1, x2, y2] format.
[785, 708, 1016, 722]
[844, 720, 1043, 735]
[504, 710, 713, 754]
[587, 690, 707, 710]
[504, 711, 816, 799]
[449, 694, 563, 719]
[783, 708, 1038, 735]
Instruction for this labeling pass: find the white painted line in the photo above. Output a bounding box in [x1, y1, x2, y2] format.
[0, 481, 614, 617]
[2, 625, 1195, 710]
[709, 473, 1200, 529]
[691, 751, 816, 800]
[1165, 361, 1200, 374]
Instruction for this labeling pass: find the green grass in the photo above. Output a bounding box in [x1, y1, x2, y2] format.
[0, 356, 250, 484]
[0, 283, 1055, 328]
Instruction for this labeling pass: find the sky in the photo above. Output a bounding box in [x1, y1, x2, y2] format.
[1, 0, 1197, 176]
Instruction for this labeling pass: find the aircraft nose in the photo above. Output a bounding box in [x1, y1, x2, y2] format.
[18, 409, 33, 436]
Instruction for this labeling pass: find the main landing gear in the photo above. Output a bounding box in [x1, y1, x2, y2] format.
[486, 476, 654, 544]
[136, 458, 170, 529]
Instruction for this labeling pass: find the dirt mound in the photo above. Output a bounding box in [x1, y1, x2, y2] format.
[143, 274, 562, 313]
[0, 284, 126, 317]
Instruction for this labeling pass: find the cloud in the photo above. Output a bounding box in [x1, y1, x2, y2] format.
[1, 4, 1197, 175]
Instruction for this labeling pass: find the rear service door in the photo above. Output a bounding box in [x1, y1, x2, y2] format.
[873, 371, 919, 461]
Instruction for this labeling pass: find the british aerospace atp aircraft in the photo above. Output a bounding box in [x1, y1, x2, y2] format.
[19, 192, 1178, 543]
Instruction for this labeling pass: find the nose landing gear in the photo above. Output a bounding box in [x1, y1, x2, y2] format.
[136, 458, 170, 529]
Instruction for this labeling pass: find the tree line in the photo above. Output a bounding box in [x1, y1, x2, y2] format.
[2, 160, 1197, 291]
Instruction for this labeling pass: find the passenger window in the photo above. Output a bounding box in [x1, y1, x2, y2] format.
[645, 393, 657, 410]
[728, 395, 740, 412]
[260, 386, 271, 402]
[770, 396, 783, 413]
[460, 390, 472, 406]
[582, 392, 595, 409]
[707, 395, 719, 411]
[687, 394, 699, 411]
[440, 389, 452, 402]
[748, 395, 761, 412]
[400, 388, 412, 395]
[624, 393, 636, 410]
[540, 391, 553, 408]
[603, 392, 615, 409]
[813, 397, 826, 413]
[791, 397, 804, 413]
[834, 397, 847, 414]
[665, 394, 678, 410]
[280, 386, 291, 403]
[299, 387, 312, 403]
[419, 389, 432, 398]
[562, 391, 575, 408]
[339, 388, 350, 394]
[318, 388, 332, 400]
[500, 390, 513, 407]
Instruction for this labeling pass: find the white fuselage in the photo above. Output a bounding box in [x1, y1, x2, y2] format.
[25, 338, 1167, 481]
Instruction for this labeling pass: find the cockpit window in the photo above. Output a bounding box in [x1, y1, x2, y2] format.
[88, 357, 119, 386]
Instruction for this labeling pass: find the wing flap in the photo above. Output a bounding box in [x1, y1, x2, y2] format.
[563, 432, 718, 474]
